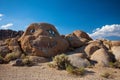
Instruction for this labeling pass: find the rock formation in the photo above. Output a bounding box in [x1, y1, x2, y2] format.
[19, 23, 69, 57]
[0, 22, 120, 68]
[0, 29, 23, 40]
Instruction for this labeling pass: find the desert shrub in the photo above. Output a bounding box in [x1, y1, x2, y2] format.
[109, 61, 120, 68]
[4, 52, 16, 62]
[109, 62, 115, 68]
[47, 62, 56, 68]
[52, 54, 70, 70]
[0, 54, 3, 60]
[0, 54, 4, 64]
[22, 57, 34, 66]
[20, 54, 26, 59]
[4, 52, 21, 62]
[48, 54, 86, 76]
[101, 72, 111, 78]
[66, 64, 85, 75]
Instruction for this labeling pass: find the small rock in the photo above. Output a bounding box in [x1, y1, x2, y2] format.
[68, 53, 90, 68]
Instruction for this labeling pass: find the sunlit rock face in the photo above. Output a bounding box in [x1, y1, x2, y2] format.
[19, 23, 69, 57]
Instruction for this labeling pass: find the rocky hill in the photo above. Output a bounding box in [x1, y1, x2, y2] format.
[0, 29, 24, 40]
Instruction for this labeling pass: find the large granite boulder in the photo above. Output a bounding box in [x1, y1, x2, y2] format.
[73, 30, 92, 40]
[19, 23, 69, 57]
[65, 30, 92, 48]
[65, 34, 88, 48]
[103, 40, 120, 49]
[90, 48, 111, 67]
[0, 40, 11, 57]
[84, 40, 107, 57]
[8, 38, 22, 53]
[111, 46, 120, 62]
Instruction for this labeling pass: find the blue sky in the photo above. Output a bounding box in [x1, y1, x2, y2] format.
[0, 0, 120, 40]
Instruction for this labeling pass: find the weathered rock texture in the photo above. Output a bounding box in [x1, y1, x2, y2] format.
[65, 30, 92, 48]
[0, 22, 120, 68]
[91, 48, 111, 67]
[111, 46, 120, 62]
[68, 53, 90, 68]
[19, 23, 69, 57]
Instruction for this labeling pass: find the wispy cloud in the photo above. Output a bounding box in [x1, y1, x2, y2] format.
[0, 14, 3, 17]
[0, 13, 3, 21]
[89, 24, 120, 39]
[1, 23, 13, 29]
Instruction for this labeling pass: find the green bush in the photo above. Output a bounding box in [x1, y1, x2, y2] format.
[4, 51, 21, 62]
[66, 64, 85, 75]
[4, 53, 16, 62]
[48, 54, 86, 76]
[0, 54, 3, 60]
[22, 57, 34, 66]
[109, 61, 120, 68]
[52, 54, 70, 70]
[47, 62, 56, 68]
[0, 54, 4, 63]
[101, 72, 111, 78]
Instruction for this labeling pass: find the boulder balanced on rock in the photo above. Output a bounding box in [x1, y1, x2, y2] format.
[19, 23, 69, 57]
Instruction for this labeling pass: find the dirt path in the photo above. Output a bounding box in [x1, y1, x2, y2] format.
[0, 63, 120, 80]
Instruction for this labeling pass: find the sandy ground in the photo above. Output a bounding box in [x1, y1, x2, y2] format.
[0, 63, 120, 80]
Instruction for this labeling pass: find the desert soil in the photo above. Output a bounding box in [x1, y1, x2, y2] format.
[0, 63, 120, 80]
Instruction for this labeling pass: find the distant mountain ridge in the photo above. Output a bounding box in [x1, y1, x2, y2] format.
[0, 29, 24, 40]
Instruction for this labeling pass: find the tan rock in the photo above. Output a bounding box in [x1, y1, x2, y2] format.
[85, 40, 108, 57]
[111, 46, 120, 62]
[8, 38, 22, 53]
[65, 34, 88, 48]
[91, 48, 110, 67]
[111, 41, 120, 47]
[73, 30, 92, 40]
[19, 23, 69, 57]
[27, 56, 49, 63]
[68, 53, 90, 68]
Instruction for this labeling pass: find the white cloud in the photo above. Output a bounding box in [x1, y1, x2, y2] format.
[1, 23, 13, 29]
[0, 14, 3, 21]
[0, 14, 3, 17]
[89, 24, 120, 39]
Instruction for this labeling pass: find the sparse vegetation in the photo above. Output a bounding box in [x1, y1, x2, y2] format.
[4, 52, 16, 62]
[48, 54, 86, 76]
[22, 57, 35, 66]
[0, 54, 4, 64]
[52, 54, 70, 70]
[66, 64, 85, 75]
[100, 72, 111, 78]
[109, 61, 120, 68]
[0, 54, 3, 60]
[20, 54, 26, 59]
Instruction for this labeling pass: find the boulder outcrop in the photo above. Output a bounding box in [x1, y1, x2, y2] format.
[0, 29, 23, 40]
[90, 48, 111, 67]
[65, 30, 91, 48]
[0, 22, 119, 68]
[19, 23, 69, 57]
[111, 46, 120, 62]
